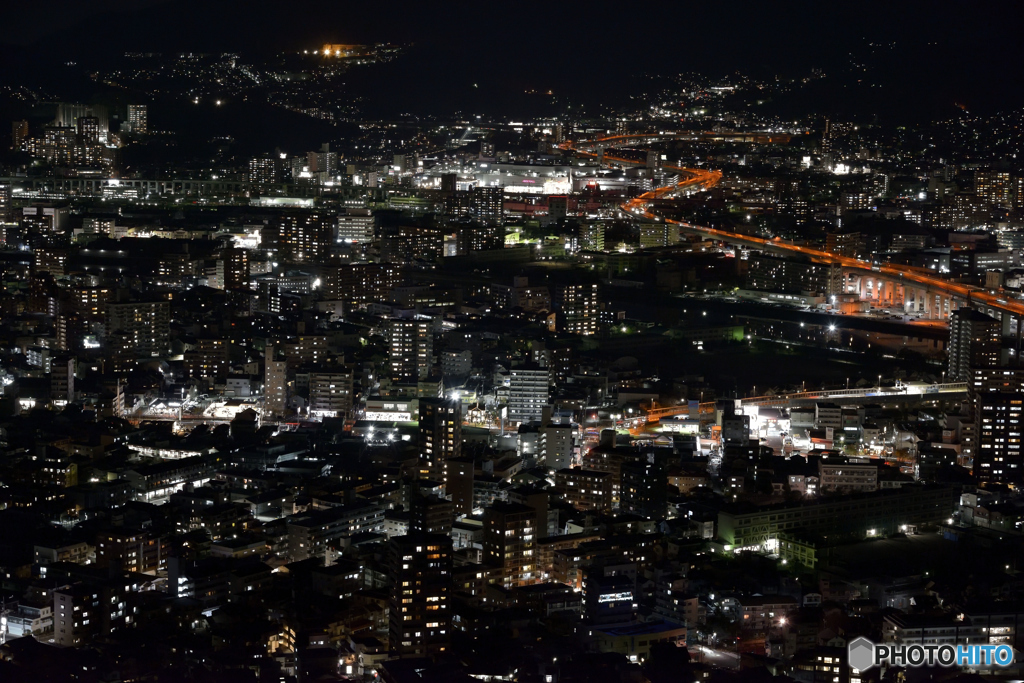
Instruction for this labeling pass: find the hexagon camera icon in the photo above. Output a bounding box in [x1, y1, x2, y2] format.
[848, 636, 876, 671]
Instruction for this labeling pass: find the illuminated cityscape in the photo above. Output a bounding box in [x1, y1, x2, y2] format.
[1, 2, 1024, 682]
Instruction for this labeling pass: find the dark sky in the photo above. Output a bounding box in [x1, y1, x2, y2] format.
[2, 1, 1022, 117]
[3, 1, 1018, 63]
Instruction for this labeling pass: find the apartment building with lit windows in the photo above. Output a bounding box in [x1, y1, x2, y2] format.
[388, 534, 452, 658]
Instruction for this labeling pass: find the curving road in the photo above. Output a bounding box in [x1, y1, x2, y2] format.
[565, 134, 1024, 320]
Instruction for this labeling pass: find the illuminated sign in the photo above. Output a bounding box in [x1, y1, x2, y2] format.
[598, 591, 632, 603]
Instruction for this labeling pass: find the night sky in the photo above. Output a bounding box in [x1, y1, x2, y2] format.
[1, 1, 1022, 120]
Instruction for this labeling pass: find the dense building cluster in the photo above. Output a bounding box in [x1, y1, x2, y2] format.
[5, 36, 1024, 683]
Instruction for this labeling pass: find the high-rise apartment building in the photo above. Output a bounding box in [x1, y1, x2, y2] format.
[508, 364, 549, 424]
[456, 221, 504, 253]
[388, 534, 452, 659]
[484, 501, 538, 589]
[54, 579, 134, 648]
[446, 456, 475, 517]
[975, 169, 1012, 207]
[620, 457, 668, 519]
[578, 223, 605, 251]
[948, 309, 1003, 381]
[554, 468, 613, 512]
[409, 492, 454, 536]
[105, 300, 170, 357]
[379, 225, 444, 262]
[265, 212, 333, 263]
[263, 344, 288, 419]
[127, 104, 148, 134]
[539, 423, 574, 470]
[184, 338, 230, 382]
[746, 254, 843, 296]
[471, 185, 504, 225]
[558, 283, 599, 336]
[72, 285, 112, 323]
[308, 366, 354, 418]
[76, 116, 100, 144]
[0, 182, 11, 221]
[307, 143, 338, 177]
[320, 262, 403, 302]
[975, 393, 1024, 482]
[418, 398, 462, 483]
[11, 120, 29, 150]
[388, 318, 433, 383]
[222, 246, 249, 289]
[50, 356, 75, 405]
[249, 154, 282, 186]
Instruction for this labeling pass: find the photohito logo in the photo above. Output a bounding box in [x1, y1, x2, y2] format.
[847, 636, 1015, 670]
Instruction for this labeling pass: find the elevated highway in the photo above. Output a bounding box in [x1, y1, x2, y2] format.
[564, 133, 1024, 329]
[739, 382, 968, 409]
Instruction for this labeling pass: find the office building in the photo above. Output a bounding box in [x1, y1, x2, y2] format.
[336, 208, 374, 243]
[639, 222, 680, 248]
[388, 534, 452, 659]
[0, 182, 11, 221]
[818, 457, 879, 493]
[22, 204, 70, 233]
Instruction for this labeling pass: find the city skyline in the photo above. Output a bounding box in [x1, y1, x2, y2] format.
[1, 4, 1024, 683]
